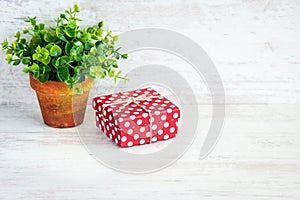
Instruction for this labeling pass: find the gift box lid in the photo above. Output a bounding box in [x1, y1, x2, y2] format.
[92, 88, 180, 130]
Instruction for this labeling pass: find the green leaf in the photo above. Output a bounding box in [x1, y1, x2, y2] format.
[39, 23, 45, 30]
[74, 4, 80, 12]
[33, 71, 39, 79]
[76, 31, 82, 39]
[122, 54, 128, 59]
[55, 28, 61, 37]
[30, 63, 39, 71]
[24, 17, 31, 23]
[35, 46, 42, 54]
[54, 57, 61, 68]
[106, 30, 112, 35]
[91, 35, 99, 40]
[84, 42, 94, 50]
[50, 45, 62, 57]
[60, 14, 67, 19]
[15, 31, 20, 39]
[41, 48, 49, 58]
[74, 17, 82, 21]
[68, 82, 74, 90]
[70, 45, 83, 56]
[45, 44, 52, 51]
[60, 56, 72, 64]
[98, 21, 104, 28]
[44, 32, 57, 43]
[74, 66, 81, 74]
[108, 68, 115, 78]
[75, 87, 83, 94]
[42, 56, 51, 65]
[22, 67, 30, 73]
[96, 28, 103, 36]
[41, 49, 49, 57]
[12, 59, 21, 65]
[21, 57, 31, 64]
[57, 67, 70, 82]
[20, 38, 26, 44]
[43, 33, 51, 43]
[58, 35, 68, 42]
[68, 20, 77, 29]
[123, 76, 128, 83]
[1, 39, 8, 50]
[113, 52, 120, 59]
[12, 41, 18, 49]
[17, 50, 24, 58]
[65, 27, 75, 38]
[87, 27, 95, 34]
[74, 55, 81, 61]
[22, 28, 30, 34]
[106, 49, 112, 55]
[113, 35, 118, 41]
[74, 41, 83, 47]
[65, 42, 71, 55]
[33, 25, 39, 32]
[38, 73, 49, 83]
[32, 53, 39, 61]
[98, 57, 105, 64]
[81, 33, 91, 42]
[30, 34, 42, 48]
[112, 63, 118, 68]
[41, 65, 46, 75]
[5, 54, 13, 64]
[30, 17, 36, 26]
[44, 65, 51, 72]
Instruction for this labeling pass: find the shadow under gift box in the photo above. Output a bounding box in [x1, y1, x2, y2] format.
[92, 88, 181, 148]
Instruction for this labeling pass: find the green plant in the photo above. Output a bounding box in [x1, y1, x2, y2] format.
[1, 4, 127, 90]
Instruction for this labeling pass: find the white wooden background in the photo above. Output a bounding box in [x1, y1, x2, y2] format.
[0, 0, 300, 199]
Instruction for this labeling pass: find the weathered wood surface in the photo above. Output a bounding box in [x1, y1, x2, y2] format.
[0, 0, 299, 199]
[0, 0, 299, 105]
[0, 104, 299, 199]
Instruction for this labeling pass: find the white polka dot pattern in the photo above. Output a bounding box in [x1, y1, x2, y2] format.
[146, 132, 151, 137]
[137, 119, 142, 125]
[164, 122, 169, 128]
[92, 87, 180, 148]
[139, 139, 145, 144]
[152, 137, 158, 142]
[133, 134, 139, 140]
[121, 136, 127, 142]
[124, 122, 130, 127]
[170, 127, 175, 133]
[127, 141, 133, 147]
[158, 129, 163, 135]
[140, 127, 145, 132]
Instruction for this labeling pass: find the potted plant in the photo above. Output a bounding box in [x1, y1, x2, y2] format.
[1, 4, 127, 128]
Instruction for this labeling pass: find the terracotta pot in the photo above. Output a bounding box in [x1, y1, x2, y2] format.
[29, 73, 94, 128]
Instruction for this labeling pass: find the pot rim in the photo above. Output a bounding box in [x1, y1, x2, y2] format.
[29, 73, 94, 95]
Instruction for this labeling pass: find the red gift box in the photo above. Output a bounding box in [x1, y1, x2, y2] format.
[92, 88, 180, 148]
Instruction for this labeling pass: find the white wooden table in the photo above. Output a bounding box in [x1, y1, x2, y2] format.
[0, 104, 299, 199]
[0, 0, 300, 199]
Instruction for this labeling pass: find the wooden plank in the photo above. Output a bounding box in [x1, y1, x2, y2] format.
[0, 0, 300, 199]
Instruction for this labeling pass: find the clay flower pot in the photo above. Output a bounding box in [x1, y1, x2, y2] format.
[29, 73, 94, 128]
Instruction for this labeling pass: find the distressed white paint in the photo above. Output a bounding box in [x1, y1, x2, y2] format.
[0, 0, 299, 105]
[0, 0, 299, 199]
